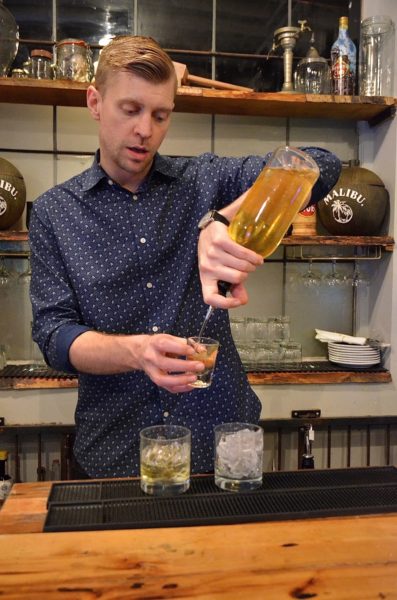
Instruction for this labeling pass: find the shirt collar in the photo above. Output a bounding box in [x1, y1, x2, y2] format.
[81, 150, 179, 192]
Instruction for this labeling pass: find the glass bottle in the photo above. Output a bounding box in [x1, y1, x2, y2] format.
[228, 146, 319, 258]
[0, 450, 13, 505]
[359, 16, 395, 97]
[0, 0, 19, 76]
[331, 16, 357, 95]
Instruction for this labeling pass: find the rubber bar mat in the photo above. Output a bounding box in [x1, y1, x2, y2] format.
[47, 466, 397, 506]
[0, 364, 75, 379]
[44, 467, 397, 532]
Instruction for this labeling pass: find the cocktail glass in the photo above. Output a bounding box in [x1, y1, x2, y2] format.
[214, 422, 264, 492]
[187, 336, 219, 388]
[140, 424, 191, 496]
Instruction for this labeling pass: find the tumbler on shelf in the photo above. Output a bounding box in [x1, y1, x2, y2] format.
[359, 15, 395, 97]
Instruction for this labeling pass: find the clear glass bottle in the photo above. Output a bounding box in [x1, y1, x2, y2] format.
[359, 16, 395, 97]
[0, 0, 19, 76]
[228, 147, 319, 258]
[0, 450, 13, 505]
[331, 16, 357, 95]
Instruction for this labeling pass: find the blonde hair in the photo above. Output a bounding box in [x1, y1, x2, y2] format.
[95, 35, 177, 94]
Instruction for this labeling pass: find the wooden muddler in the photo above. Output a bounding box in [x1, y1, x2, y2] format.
[173, 61, 253, 91]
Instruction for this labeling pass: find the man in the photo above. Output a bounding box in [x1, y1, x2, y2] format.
[29, 36, 341, 478]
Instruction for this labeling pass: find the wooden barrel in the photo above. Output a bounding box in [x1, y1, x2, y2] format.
[317, 165, 389, 235]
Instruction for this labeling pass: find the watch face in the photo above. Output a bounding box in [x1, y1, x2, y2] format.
[198, 211, 215, 229]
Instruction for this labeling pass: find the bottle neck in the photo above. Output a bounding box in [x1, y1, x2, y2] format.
[338, 26, 349, 38]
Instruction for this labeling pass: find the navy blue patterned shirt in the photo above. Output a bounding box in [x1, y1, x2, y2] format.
[29, 148, 341, 477]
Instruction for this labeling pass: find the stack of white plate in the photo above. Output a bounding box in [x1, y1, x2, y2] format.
[328, 341, 381, 368]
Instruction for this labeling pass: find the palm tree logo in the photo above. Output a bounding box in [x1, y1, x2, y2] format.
[0, 195, 7, 216]
[331, 199, 353, 224]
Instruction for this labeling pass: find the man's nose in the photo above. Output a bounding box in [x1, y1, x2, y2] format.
[134, 113, 152, 139]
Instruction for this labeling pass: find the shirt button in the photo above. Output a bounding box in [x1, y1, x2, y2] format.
[152, 326, 159, 332]
[140, 237, 146, 244]
[146, 282, 153, 288]
[108, 179, 113, 185]
[163, 411, 169, 418]
[132, 194, 138, 201]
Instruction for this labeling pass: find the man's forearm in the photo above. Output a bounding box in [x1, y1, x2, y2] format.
[69, 330, 147, 375]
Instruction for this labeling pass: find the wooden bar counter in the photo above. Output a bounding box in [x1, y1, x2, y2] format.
[0, 480, 396, 599]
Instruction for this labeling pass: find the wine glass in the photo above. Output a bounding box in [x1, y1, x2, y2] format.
[323, 259, 346, 287]
[300, 259, 322, 288]
[0, 257, 12, 288]
[348, 261, 370, 288]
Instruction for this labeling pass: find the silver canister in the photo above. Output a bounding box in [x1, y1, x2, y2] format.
[359, 15, 395, 96]
[55, 38, 93, 82]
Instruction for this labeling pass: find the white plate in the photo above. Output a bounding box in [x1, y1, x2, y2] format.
[328, 351, 380, 359]
[329, 359, 381, 368]
[329, 357, 381, 365]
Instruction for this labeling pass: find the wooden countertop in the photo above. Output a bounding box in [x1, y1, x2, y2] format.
[0, 481, 396, 598]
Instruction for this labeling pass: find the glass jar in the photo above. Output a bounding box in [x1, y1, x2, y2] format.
[359, 16, 395, 96]
[279, 341, 302, 364]
[30, 49, 53, 79]
[55, 39, 93, 82]
[295, 57, 331, 94]
[0, 0, 19, 76]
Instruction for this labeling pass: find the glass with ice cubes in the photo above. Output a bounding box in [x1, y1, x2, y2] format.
[214, 422, 264, 491]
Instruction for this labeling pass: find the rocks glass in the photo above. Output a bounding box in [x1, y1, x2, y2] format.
[187, 336, 219, 388]
[214, 422, 264, 492]
[140, 425, 191, 496]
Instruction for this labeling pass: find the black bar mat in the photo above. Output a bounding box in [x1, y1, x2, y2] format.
[44, 467, 397, 532]
[47, 466, 397, 506]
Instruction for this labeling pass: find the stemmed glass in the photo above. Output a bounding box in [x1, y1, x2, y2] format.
[0, 256, 12, 288]
[323, 259, 346, 287]
[348, 261, 370, 288]
[300, 258, 322, 288]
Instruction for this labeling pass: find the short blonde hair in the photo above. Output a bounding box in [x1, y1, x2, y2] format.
[95, 35, 177, 94]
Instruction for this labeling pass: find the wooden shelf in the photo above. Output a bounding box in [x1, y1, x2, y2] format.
[0, 231, 394, 250]
[0, 369, 390, 389]
[248, 370, 391, 385]
[0, 78, 396, 123]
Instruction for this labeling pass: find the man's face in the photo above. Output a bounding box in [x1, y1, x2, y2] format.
[87, 70, 175, 190]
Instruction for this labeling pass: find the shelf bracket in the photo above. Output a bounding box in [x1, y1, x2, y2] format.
[368, 105, 396, 128]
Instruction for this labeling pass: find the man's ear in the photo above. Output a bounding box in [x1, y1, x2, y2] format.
[87, 85, 101, 121]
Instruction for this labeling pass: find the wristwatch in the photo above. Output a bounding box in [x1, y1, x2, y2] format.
[198, 210, 230, 230]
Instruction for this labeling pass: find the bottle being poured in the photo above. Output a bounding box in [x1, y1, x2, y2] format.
[198, 146, 320, 339]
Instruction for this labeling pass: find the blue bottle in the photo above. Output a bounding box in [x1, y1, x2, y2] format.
[331, 16, 357, 95]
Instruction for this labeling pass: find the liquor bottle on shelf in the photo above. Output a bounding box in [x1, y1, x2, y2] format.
[0, 450, 13, 505]
[331, 16, 357, 95]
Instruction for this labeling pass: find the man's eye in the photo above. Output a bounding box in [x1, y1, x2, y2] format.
[155, 114, 168, 123]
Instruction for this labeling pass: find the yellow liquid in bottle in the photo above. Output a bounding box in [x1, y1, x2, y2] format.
[228, 166, 319, 258]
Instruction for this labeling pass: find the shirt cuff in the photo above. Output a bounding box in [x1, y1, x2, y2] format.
[55, 324, 92, 374]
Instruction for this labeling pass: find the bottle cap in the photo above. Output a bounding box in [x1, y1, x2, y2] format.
[340, 16, 349, 28]
[0, 450, 8, 460]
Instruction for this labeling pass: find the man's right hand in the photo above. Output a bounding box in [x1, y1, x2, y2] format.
[69, 331, 205, 393]
[135, 333, 204, 393]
